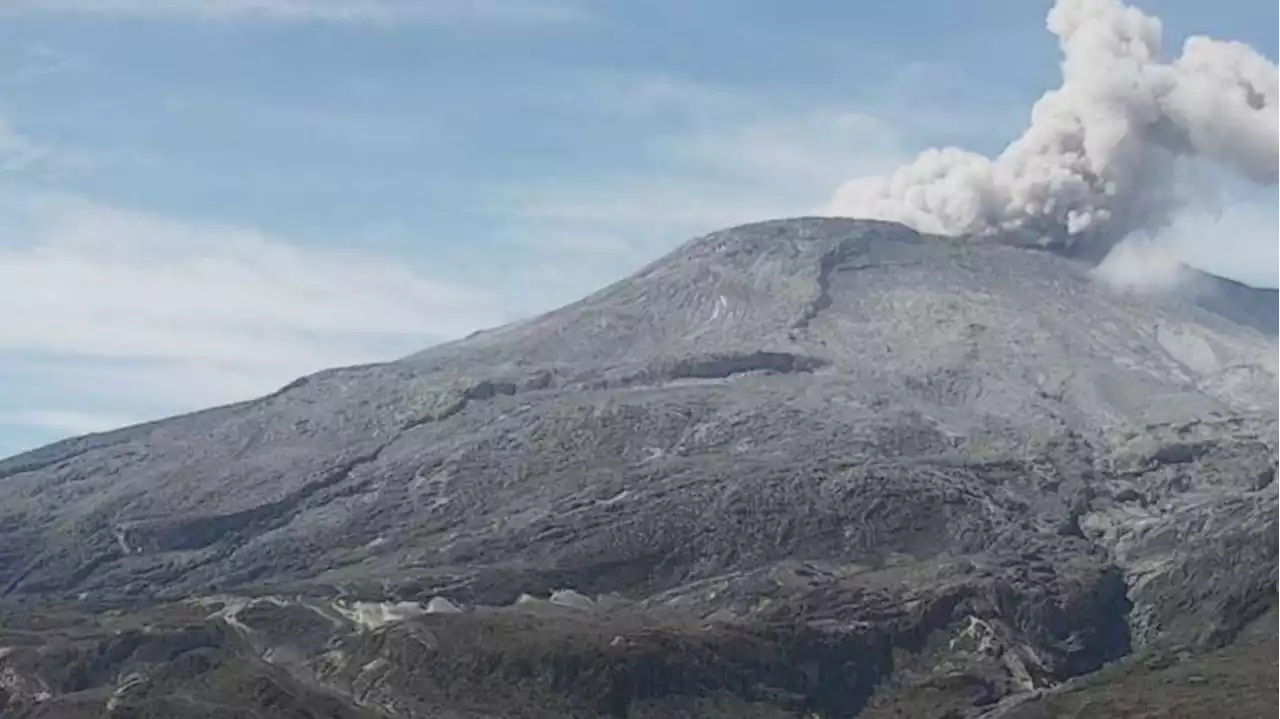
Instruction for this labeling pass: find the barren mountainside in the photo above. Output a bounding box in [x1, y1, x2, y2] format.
[0, 218, 1276, 718]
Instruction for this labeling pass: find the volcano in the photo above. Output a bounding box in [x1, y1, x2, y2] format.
[1, 218, 1275, 718]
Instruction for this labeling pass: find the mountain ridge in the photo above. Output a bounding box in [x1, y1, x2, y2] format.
[0, 217, 1275, 718]
[3, 217, 1275, 472]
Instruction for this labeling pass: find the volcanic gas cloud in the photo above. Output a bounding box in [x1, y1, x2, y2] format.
[830, 0, 1278, 266]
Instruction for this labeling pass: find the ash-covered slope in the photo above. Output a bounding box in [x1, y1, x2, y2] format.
[1, 218, 1276, 718]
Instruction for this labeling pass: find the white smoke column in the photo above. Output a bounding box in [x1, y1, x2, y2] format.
[1093, 238, 1184, 292]
[829, 0, 1278, 261]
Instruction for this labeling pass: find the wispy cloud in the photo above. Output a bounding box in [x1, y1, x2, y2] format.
[0, 118, 45, 172]
[0, 409, 145, 436]
[0, 43, 85, 85]
[0, 0, 587, 25]
[491, 76, 913, 307]
[0, 193, 513, 444]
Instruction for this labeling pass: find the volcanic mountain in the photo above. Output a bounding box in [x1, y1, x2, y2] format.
[0, 218, 1275, 718]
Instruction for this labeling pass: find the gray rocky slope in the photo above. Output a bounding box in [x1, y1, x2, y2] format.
[0, 218, 1276, 718]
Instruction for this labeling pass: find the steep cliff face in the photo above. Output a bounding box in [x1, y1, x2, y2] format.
[0, 218, 1275, 717]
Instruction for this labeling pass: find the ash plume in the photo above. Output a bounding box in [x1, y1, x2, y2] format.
[829, 0, 1278, 262]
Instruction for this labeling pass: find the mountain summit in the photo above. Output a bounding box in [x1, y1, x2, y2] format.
[1, 218, 1276, 718]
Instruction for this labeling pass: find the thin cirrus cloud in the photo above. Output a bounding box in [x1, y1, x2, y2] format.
[497, 76, 912, 272]
[0, 193, 512, 441]
[0, 409, 147, 437]
[0, 118, 44, 172]
[0, 0, 588, 25]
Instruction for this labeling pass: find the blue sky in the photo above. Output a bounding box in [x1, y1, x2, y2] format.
[0, 0, 1276, 456]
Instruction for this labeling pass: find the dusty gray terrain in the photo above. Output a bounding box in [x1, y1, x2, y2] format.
[0, 218, 1276, 718]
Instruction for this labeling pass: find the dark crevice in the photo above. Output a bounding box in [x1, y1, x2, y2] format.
[586, 352, 829, 393]
[463, 379, 520, 401]
[668, 351, 827, 380]
[410, 374, 554, 429]
[791, 235, 922, 330]
[414, 356, 825, 431]
[792, 249, 846, 331]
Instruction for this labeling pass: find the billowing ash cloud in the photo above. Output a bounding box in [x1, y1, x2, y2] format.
[829, 0, 1278, 261]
